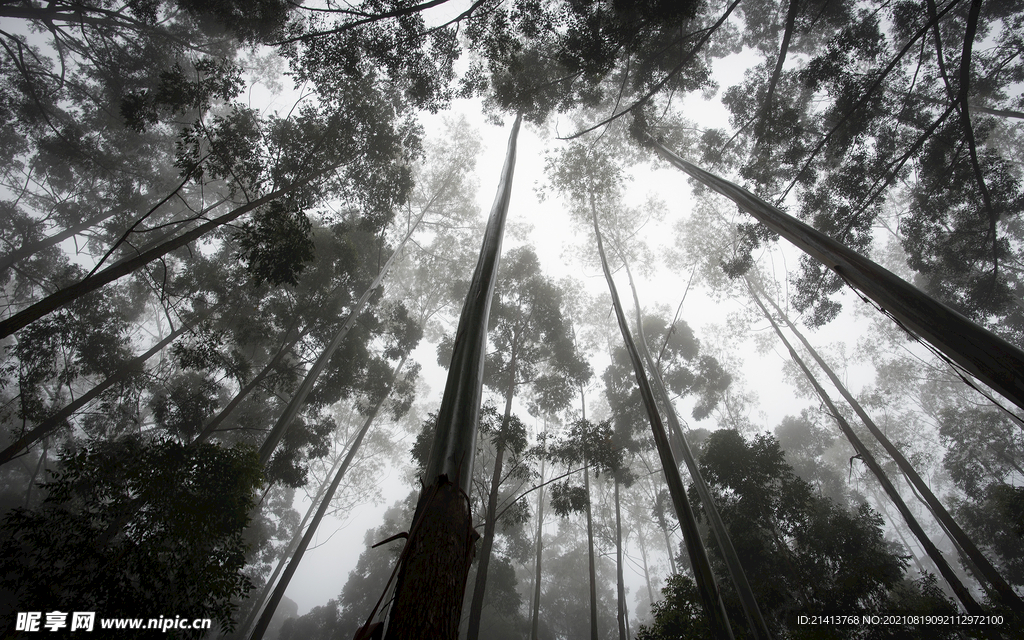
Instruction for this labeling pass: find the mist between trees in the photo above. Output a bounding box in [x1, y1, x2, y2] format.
[0, 0, 1022, 639]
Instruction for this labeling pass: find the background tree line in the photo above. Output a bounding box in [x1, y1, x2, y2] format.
[0, 0, 1022, 638]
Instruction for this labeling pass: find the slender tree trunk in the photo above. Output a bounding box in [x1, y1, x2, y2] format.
[650, 139, 1024, 414]
[614, 474, 628, 640]
[0, 170, 332, 340]
[530, 455, 545, 640]
[248, 358, 406, 640]
[0, 309, 209, 465]
[0, 211, 114, 274]
[584, 456, 599, 640]
[750, 289, 986, 615]
[753, 280, 1024, 611]
[193, 329, 305, 445]
[637, 524, 656, 610]
[622, 259, 770, 640]
[466, 350, 517, 640]
[591, 201, 734, 639]
[384, 114, 521, 640]
[233, 409, 359, 640]
[656, 500, 677, 575]
[756, 0, 800, 139]
[256, 202, 432, 468]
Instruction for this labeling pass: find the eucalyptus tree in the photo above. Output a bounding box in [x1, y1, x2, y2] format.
[375, 115, 521, 640]
[456, 244, 591, 640]
[636, 431, 959, 640]
[546, 417, 624, 640]
[749, 288, 989, 615]
[751, 277, 1024, 612]
[245, 350, 420, 640]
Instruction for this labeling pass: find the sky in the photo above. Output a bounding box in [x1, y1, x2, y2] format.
[2, 3, 1013, 634]
[276, 45, 896, 620]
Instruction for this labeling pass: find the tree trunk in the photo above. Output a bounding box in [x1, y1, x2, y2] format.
[636, 523, 656, 612]
[0, 210, 114, 275]
[193, 329, 304, 445]
[383, 114, 521, 640]
[656, 499, 677, 575]
[591, 202, 734, 640]
[754, 280, 1024, 612]
[256, 200, 432, 468]
[750, 289, 986, 615]
[614, 474, 628, 640]
[234, 452, 335, 639]
[466, 350, 517, 640]
[0, 308, 210, 465]
[530, 456, 545, 640]
[248, 357, 405, 640]
[650, 139, 1024, 414]
[0, 170, 331, 340]
[622, 259, 770, 640]
[584, 456, 599, 640]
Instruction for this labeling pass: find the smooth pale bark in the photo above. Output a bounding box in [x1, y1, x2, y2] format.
[750, 289, 985, 615]
[466, 350, 517, 640]
[256, 201, 432, 468]
[650, 140, 1024, 414]
[530, 456, 545, 640]
[0, 309, 209, 465]
[592, 204, 734, 639]
[755, 281, 1024, 612]
[385, 114, 521, 640]
[248, 358, 405, 640]
[623, 260, 771, 640]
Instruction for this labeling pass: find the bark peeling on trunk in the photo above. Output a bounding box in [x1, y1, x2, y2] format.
[384, 477, 478, 640]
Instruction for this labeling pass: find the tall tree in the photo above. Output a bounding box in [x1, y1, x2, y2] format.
[749, 285, 987, 615]
[636, 430, 958, 640]
[547, 415, 624, 640]
[380, 114, 521, 640]
[753, 276, 1024, 612]
[464, 244, 591, 640]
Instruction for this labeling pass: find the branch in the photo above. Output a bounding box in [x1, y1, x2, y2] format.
[562, 0, 743, 140]
[777, 0, 964, 202]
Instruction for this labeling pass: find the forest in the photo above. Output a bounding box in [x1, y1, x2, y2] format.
[0, 0, 1022, 638]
